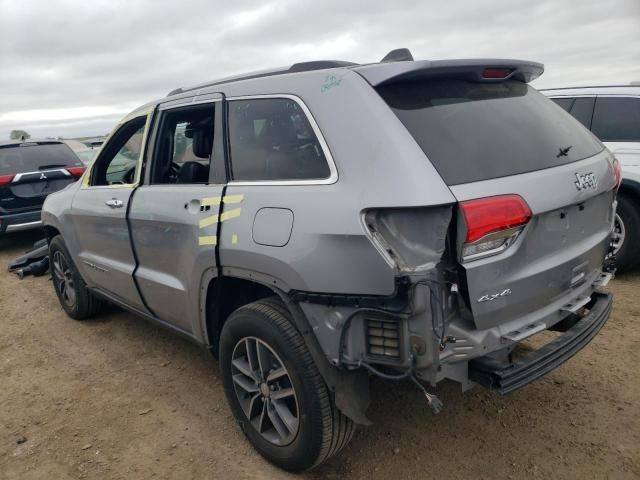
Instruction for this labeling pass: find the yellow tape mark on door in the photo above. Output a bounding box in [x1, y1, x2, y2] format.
[200, 194, 244, 207]
[231, 234, 238, 245]
[220, 207, 242, 222]
[199, 235, 217, 246]
[199, 214, 219, 229]
[199, 208, 242, 229]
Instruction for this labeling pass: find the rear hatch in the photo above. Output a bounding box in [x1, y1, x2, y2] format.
[0, 141, 85, 214]
[375, 68, 617, 330]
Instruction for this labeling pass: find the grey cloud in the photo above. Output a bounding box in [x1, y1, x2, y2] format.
[1, 0, 639, 138]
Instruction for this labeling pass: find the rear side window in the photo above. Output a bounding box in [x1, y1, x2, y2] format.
[551, 97, 573, 111]
[569, 97, 595, 128]
[591, 97, 640, 142]
[228, 98, 330, 181]
[0, 143, 82, 175]
[377, 80, 603, 185]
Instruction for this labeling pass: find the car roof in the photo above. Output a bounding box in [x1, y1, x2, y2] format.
[0, 139, 64, 148]
[540, 85, 640, 96]
[164, 48, 543, 97]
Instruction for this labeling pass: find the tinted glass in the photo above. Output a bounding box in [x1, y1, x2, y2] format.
[92, 117, 147, 186]
[105, 126, 145, 184]
[151, 104, 214, 184]
[0, 143, 82, 175]
[377, 80, 604, 185]
[228, 98, 330, 181]
[569, 97, 595, 128]
[551, 97, 574, 111]
[591, 97, 640, 142]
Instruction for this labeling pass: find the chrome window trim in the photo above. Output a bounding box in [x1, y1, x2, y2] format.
[225, 94, 338, 186]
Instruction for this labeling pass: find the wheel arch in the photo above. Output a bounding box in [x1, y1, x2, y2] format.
[202, 269, 372, 425]
[43, 224, 61, 243]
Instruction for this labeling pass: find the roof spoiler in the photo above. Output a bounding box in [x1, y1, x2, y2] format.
[355, 59, 544, 87]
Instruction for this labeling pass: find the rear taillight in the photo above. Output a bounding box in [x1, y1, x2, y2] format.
[66, 166, 86, 178]
[612, 158, 622, 190]
[460, 194, 532, 262]
[0, 174, 15, 186]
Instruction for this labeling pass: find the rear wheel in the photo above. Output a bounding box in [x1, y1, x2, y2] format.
[219, 297, 355, 471]
[613, 194, 640, 273]
[49, 235, 103, 319]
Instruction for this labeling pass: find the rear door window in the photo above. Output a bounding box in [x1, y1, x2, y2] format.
[228, 98, 331, 181]
[591, 97, 640, 142]
[0, 142, 82, 175]
[377, 80, 603, 185]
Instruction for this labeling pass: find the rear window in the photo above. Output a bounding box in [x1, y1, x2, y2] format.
[0, 142, 82, 175]
[377, 80, 604, 185]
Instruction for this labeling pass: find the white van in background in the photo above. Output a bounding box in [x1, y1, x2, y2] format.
[542, 86, 640, 272]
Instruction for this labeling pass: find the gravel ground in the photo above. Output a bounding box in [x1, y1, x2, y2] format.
[1, 230, 639, 480]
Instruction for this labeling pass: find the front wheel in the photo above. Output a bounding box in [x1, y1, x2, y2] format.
[219, 298, 354, 472]
[613, 194, 640, 273]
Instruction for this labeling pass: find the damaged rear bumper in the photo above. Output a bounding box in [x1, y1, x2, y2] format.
[468, 291, 613, 394]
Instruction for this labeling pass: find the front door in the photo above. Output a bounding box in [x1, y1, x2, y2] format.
[128, 96, 225, 336]
[69, 113, 151, 310]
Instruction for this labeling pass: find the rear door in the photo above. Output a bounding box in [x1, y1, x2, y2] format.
[128, 95, 224, 336]
[0, 142, 84, 215]
[378, 78, 617, 330]
[69, 113, 151, 309]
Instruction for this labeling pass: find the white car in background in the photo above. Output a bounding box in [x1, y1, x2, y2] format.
[63, 139, 101, 166]
[542, 86, 640, 272]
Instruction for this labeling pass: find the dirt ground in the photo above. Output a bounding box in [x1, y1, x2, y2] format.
[1, 230, 639, 480]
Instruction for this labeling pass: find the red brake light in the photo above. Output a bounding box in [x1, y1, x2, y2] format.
[461, 195, 532, 243]
[481, 68, 513, 79]
[0, 174, 15, 186]
[612, 158, 622, 189]
[67, 166, 86, 178]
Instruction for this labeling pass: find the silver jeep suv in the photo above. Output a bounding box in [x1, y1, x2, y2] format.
[42, 49, 617, 471]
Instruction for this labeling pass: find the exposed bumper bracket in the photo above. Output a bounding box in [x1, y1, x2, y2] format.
[469, 291, 613, 395]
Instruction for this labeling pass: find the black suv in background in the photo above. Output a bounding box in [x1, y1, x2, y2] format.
[0, 140, 85, 236]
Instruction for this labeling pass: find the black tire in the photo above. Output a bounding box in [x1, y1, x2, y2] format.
[614, 194, 640, 273]
[49, 235, 103, 320]
[219, 297, 355, 472]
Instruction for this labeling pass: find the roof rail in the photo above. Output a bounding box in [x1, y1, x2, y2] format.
[289, 60, 357, 73]
[167, 60, 357, 97]
[539, 85, 640, 91]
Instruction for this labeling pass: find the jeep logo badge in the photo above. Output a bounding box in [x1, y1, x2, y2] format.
[574, 172, 597, 191]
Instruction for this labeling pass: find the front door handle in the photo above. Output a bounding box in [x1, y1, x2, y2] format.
[105, 199, 124, 208]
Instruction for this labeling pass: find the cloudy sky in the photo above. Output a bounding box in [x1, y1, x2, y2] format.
[1, 0, 639, 139]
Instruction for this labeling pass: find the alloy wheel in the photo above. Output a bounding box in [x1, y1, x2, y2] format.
[52, 250, 76, 308]
[612, 213, 626, 255]
[230, 337, 299, 446]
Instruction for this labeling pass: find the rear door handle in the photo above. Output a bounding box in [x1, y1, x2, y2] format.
[105, 199, 124, 208]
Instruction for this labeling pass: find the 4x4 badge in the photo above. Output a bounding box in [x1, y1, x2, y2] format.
[477, 289, 512, 303]
[574, 172, 597, 191]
